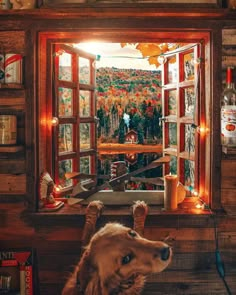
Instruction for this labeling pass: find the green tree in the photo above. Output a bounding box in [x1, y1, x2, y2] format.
[118, 118, 126, 143]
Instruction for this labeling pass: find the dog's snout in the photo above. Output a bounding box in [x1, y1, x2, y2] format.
[160, 246, 170, 261]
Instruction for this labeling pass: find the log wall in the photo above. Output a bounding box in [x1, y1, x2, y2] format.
[0, 6, 236, 295]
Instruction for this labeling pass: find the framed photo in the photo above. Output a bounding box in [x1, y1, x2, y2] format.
[41, 0, 222, 8]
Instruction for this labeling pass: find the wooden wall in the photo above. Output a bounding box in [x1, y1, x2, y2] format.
[0, 6, 236, 295]
[1, 202, 236, 294]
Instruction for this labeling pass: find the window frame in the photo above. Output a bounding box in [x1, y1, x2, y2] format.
[161, 43, 204, 197]
[52, 44, 97, 193]
[38, 30, 213, 211]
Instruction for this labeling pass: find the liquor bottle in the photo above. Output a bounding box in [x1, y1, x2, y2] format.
[221, 66, 236, 147]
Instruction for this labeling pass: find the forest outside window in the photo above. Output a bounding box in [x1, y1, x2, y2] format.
[38, 31, 212, 213]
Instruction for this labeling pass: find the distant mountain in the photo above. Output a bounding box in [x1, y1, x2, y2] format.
[96, 67, 161, 94]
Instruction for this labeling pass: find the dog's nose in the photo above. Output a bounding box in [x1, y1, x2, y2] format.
[160, 246, 170, 261]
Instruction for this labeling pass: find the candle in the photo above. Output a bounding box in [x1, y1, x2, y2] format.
[164, 174, 178, 210]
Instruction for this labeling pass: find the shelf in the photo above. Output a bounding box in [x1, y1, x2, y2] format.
[0, 84, 23, 90]
[0, 145, 24, 153]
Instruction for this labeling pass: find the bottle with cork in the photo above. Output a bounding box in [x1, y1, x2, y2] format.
[221, 66, 236, 147]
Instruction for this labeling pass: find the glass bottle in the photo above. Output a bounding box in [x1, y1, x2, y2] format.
[221, 66, 236, 147]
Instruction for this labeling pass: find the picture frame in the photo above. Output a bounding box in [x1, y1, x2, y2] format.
[41, 0, 222, 9]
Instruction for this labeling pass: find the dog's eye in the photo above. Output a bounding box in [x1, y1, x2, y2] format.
[128, 230, 137, 237]
[122, 254, 133, 265]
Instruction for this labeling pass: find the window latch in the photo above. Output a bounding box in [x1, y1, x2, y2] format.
[159, 117, 166, 127]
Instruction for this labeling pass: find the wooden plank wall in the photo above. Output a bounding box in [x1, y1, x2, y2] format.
[1, 203, 236, 294]
[0, 9, 236, 295]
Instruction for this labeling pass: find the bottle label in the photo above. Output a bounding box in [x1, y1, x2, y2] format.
[221, 106, 236, 137]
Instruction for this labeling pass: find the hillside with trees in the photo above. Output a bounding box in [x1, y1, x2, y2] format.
[96, 67, 162, 144]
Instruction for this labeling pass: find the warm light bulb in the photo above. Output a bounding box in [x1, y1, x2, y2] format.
[192, 190, 199, 197]
[51, 117, 59, 126]
[54, 185, 61, 192]
[195, 203, 203, 209]
[196, 125, 209, 135]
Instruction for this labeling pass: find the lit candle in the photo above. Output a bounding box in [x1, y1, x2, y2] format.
[164, 174, 178, 210]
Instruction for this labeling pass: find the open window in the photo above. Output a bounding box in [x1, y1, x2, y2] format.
[53, 44, 97, 193]
[161, 43, 204, 197]
[38, 30, 212, 213]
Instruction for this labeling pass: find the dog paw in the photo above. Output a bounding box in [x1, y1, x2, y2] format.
[86, 200, 104, 218]
[132, 200, 148, 219]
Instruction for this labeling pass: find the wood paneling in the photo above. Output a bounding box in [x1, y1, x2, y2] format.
[0, 7, 236, 295]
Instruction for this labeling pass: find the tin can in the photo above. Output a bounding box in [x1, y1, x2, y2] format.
[5, 54, 23, 84]
[0, 0, 11, 9]
[0, 115, 17, 145]
[0, 54, 4, 83]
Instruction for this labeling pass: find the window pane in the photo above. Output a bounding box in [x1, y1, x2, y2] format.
[184, 124, 195, 153]
[170, 155, 177, 175]
[80, 156, 91, 174]
[184, 159, 195, 192]
[59, 51, 72, 81]
[80, 123, 90, 150]
[58, 124, 73, 153]
[58, 87, 73, 116]
[58, 159, 73, 188]
[168, 90, 177, 115]
[168, 123, 177, 146]
[167, 56, 177, 83]
[184, 87, 195, 117]
[79, 90, 91, 117]
[183, 52, 194, 81]
[79, 57, 90, 84]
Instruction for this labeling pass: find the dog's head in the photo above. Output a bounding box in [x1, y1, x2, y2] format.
[78, 223, 172, 294]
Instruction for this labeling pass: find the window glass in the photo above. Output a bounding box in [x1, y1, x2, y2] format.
[58, 159, 73, 188]
[170, 155, 177, 175]
[80, 123, 90, 150]
[184, 159, 195, 193]
[80, 156, 91, 174]
[168, 123, 177, 146]
[183, 52, 194, 81]
[58, 124, 73, 153]
[184, 87, 195, 117]
[168, 90, 177, 115]
[79, 57, 90, 84]
[58, 87, 73, 116]
[167, 56, 177, 83]
[59, 51, 72, 81]
[184, 124, 195, 153]
[79, 90, 91, 117]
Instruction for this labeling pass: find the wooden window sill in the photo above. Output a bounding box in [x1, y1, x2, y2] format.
[25, 196, 225, 228]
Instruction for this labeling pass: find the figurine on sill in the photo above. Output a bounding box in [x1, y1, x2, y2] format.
[39, 171, 64, 212]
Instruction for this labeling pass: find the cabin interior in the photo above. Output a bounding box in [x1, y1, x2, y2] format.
[0, 0, 236, 294]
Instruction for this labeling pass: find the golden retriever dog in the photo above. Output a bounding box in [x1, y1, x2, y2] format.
[62, 200, 172, 295]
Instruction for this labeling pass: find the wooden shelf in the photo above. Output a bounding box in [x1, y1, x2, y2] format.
[0, 83, 23, 89]
[0, 145, 24, 153]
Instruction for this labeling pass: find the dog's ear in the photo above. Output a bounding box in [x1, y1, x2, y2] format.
[78, 249, 101, 295]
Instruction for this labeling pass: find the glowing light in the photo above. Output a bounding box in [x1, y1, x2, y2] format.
[51, 117, 59, 126]
[195, 203, 203, 209]
[192, 190, 199, 197]
[197, 125, 209, 135]
[54, 185, 62, 192]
